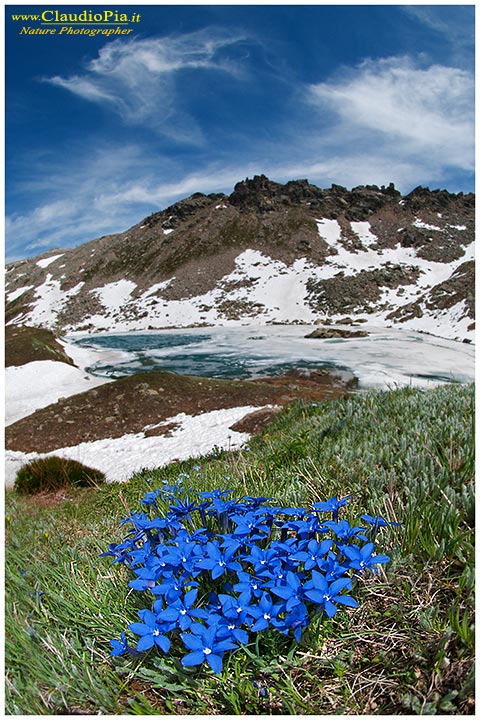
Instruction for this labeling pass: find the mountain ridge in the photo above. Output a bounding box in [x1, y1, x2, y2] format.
[5, 175, 475, 341]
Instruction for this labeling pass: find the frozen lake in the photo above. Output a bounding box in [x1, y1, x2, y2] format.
[71, 324, 475, 389]
[6, 325, 474, 487]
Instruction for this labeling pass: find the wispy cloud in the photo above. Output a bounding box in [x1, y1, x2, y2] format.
[402, 6, 474, 66]
[305, 56, 474, 173]
[5, 145, 260, 262]
[8, 43, 474, 262]
[45, 29, 248, 142]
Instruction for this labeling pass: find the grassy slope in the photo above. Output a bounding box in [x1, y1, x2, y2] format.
[5, 325, 74, 367]
[5, 384, 475, 715]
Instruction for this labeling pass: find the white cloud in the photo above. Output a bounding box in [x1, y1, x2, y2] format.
[45, 29, 246, 141]
[307, 56, 474, 172]
[7, 50, 474, 262]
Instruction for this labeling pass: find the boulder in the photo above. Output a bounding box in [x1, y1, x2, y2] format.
[305, 327, 368, 339]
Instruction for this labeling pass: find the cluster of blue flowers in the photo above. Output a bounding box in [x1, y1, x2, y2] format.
[103, 480, 393, 674]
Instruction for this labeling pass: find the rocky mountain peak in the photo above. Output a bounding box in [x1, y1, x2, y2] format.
[228, 174, 403, 220]
[4, 175, 475, 342]
[404, 186, 475, 212]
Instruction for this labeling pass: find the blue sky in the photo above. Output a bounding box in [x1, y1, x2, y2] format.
[5, 3, 475, 261]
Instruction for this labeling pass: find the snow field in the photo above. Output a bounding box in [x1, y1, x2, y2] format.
[4, 406, 264, 487]
[5, 360, 112, 426]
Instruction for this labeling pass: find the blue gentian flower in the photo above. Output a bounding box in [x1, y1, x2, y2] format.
[233, 570, 266, 598]
[100, 540, 134, 565]
[211, 612, 250, 645]
[312, 496, 351, 522]
[180, 623, 237, 673]
[242, 495, 275, 508]
[163, 542, 199, 575]
[279, 507, 308, 518]
[168, 496, 198, 520]
[277, 603, 310, 641]
[218, 533, 245, 555]
[157, 588, 208, 631]
[290, 538, 332, 570]
[270, 570, 306, 611]
[304, 571, 358, 617]
[196, 541, 241, 579]
[109, 631, 129, 656]
[319, 551, 350, 581]
[218, 591, 252, 623]
[216, 591, 252, 643]
[247, 592, 283, 632]
[230, 511, 270, 538]
[128, 550, 169, 590]
[129, 609, 171, 652]
[151, 573, 190, 602]
[323, 519, 368, 542]
[243, 545, 279, 574]
[262, 561, 288, 587]
[198, 489, 234, 500]
[140, 489, 162, 506]
[361, 514, 401, 539]
[341, 542, 390, 572]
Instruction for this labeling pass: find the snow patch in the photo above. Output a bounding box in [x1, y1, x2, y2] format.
[4, 406, 261, 486]
[25, 276, 85, 328]
[413, 219, 443, 232]
[141, 279, 174, 298]
[7, 285, 34, 302]
[350, 221, 378, 248]
[5, 360, 111, 426]
[36, 254, 64, 269]
[316, 218, 342, 246]
[93, 279, 137, 312]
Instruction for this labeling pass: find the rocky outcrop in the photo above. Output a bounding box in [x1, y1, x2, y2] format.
[305, 327, 368, 339]
[229, 174, 401, 220]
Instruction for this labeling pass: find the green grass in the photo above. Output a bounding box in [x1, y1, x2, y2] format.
[5, 384, 475, 714]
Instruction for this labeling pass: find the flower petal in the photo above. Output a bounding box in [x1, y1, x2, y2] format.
[136, 634, 155, 651]
[206, 652, 224, 674]
[181, 650, 205, 667]
[180, 633, 203, 651]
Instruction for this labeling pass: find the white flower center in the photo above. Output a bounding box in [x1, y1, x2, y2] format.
[204, 647, 212, 655]
[153, 629, 160, 636]
[263, 613, 271, 620]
